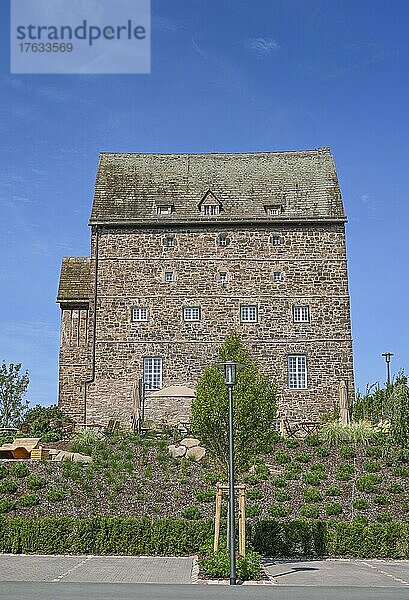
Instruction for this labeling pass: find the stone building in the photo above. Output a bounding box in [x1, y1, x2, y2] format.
[57, 148, 354, 428]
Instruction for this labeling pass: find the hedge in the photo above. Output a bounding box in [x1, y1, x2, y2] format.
[0, 516, 408, 558]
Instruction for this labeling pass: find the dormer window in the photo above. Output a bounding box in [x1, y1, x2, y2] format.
[203, 205, 219, 216]
[265, 205, 283, 216]
[198, 189, 223, 216]
[156, 205, 173, 215]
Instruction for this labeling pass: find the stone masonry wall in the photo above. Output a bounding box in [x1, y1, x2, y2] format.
[82, 223, 354, 428]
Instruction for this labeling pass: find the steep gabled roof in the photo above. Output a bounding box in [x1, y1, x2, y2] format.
[89, 147, 345, 225]
[57, 257, 90, 304]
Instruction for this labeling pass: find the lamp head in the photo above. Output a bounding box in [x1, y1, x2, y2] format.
[217, 360, 242, 386]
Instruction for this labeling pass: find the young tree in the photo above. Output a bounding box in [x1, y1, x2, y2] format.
[191, 331, 278, 476]
[0, 362, 30, 427]
[388, 379, 409, 448]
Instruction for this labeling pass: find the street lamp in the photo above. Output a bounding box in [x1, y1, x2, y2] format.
[382, 352, 394, 386]
[217, 360, 241, 586]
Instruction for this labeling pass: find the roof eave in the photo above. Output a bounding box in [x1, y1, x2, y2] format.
[89, 216, 347, 227]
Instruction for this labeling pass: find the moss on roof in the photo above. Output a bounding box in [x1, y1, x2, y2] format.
[57, 257, 90, 304]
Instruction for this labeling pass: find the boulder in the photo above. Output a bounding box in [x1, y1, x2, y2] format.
[73, 452, 92, 463]
[186, 446, 206, 461]
[180, 437, 200, 449]
[168, 444, 186, 458]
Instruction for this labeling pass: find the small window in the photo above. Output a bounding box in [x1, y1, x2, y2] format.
[270, 235, 281, 246]
[156, 205, 173, 215]
[165, 272, 174, 282]
[183, 306, 201, 322]
[288, 355, 307, 389]
[131, 307, 148, 322]
[219, 272, 228, 283]
[203, 205, 219, 216]
[265, 205, 283, 216]
[293, 305, 309, 323]
[165, 237, 174, 248]
[219, 236, 228, 246]
[273, 271, 282, 281]
[241, 305, 257, 322]
[143, 357, 162, 390]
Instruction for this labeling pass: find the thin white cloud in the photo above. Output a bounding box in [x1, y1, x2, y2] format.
[243, 37, 280, 57]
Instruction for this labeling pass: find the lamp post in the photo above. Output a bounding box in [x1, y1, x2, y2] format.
[382, 352, 394, 386]
[218, 360, 241, 586]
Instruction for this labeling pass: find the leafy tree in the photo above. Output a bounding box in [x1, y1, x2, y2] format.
[0, 362, 29, 427]
[388, 381, 409, 447]
[191, 331, 278, 476]
[20, 404, 71, 437]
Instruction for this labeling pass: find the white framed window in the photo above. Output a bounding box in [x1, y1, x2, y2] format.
[183, 306, 201, 321]
[241, 305, 257, 322]
[219, 272, 228, 283]
[156, 205, 173, 215]
[143, 357, 162, 390]
[165, 237, 174, 247]
[288, 355, 307, 389]
[273, 271, 282, 281]
[293, 305, 310, 323]
[219, 236, 228, 246]
[265, 205, 283, 216]
[165, 272, 174, 282]
[131, 306, 148, 322]
[203, 205, 219, 215]
[270, 235, 281, 246]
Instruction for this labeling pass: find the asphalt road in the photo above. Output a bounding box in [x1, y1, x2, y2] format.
[1, 582, 409, 600]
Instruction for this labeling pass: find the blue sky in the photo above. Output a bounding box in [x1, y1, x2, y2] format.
[1, 0, 408, 406]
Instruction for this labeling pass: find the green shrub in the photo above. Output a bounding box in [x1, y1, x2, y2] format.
[310, 463, 327, 478]
[271, 477, 287, 488]
[284, 439, 299, 448]
[352, 498, 368, 510]
[201, 470, 219, 485]
[253, 463, 269, 480]
[283, 463, 301, 480]
[41, 431, 61, 443]
[0, 499, 15, 513]
[325, 501, 343, 516]
[315, 446, 330, 457]
[0, 465, 9, 479]
[303, 488, 321, 503]
[339, 445, 356, 459]
[319, 421, 375, 446]
[363, 460, 381, 473]
[376, 513, 393, 523]
[274, 450, 291, 465]
[335, 463, 354, 481]
[302, 471, 321, 486]
[355, 474, 381, 493]
[69, 430, 102, 456]
[247, 488, 262, 500]
[304, 434, 320, 447]
[268, 504, 292, 518]
[18, 493, 39, 507]
[0, 479, 18, 494]
[195, 489, 215, 503]
[392, 465, 409, 477]
[20, 404, 72, 438]
[198, 550, 261, 581]
[275, 490, 291, 503]
[26, 476, 46, 490]
[325, 486, 342, 497]
[365, 445, 383, 458]
[181, 506, 201, 520]
[352, 515, 368, 525]
[387, 483, 404, 494]
[373, 494, 389, 506]
[299, 504, 319, 519]
[10, 463, 29, 478]
[246, 505, 261, 517]
[295, 451, 310, 463]
[46, 488, 67, 502]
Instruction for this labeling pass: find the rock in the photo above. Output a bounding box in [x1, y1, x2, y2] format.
[186, 446, 206, 461]
[180, 437, 200, 449]
[53, 451, 67, 462]
[73, 453, 92, 463]
[168, 444, 186, 458]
